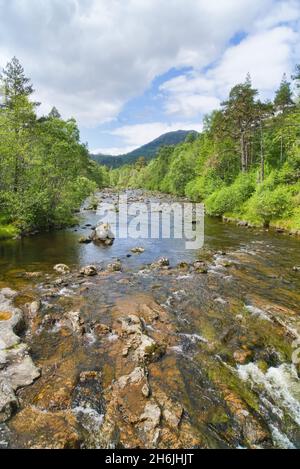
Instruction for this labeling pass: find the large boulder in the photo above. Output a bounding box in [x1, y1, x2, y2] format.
[90, 223, 115, 246]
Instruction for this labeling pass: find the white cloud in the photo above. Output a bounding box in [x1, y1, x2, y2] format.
[210, 26, 298, 96]
[160, 21, 300, 118]
[92, 121, 203, 155]
[160, 74, 220, 116]
[254, 0, 300, 30]
[0, 0, 275, 126]
[91, 145, 137, 156]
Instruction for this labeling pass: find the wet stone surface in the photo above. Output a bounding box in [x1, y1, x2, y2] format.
[0, 189, 300, 448]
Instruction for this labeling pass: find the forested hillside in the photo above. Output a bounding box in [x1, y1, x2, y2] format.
[91, 130, 198, 168]
[111, 72, 300, 232]
[0, 58, 109, 239]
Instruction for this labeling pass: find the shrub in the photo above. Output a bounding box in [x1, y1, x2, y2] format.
[249, 186, 292, 227]
[205, 173, 255, 216]
[185, 170, 224, 201]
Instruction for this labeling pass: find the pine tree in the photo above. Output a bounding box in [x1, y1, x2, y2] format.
[0, 57, 34, 101]
[48, 106, 61, 119]
[274, 74, 294, 112]
[292, 64, 300, 102]
[221, 75, 260, 172]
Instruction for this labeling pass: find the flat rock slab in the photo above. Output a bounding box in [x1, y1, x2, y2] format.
[0, 289, 40, 423]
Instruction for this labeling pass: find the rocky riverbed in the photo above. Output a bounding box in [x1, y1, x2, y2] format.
[0, 190, 300, 449]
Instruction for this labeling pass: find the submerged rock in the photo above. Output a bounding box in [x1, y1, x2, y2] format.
[9, 406, 81, 449]
[93, 323, 111, 336]
[106, 261, 122, 272]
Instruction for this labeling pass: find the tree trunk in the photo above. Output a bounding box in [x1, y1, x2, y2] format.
[280, 134, 283, 164]
[241, 133, 247, 172]
[260, 122, 264, 182]
[14, 154, 19, 193]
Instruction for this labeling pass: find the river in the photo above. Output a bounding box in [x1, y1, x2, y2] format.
[0, 189, 300, 449]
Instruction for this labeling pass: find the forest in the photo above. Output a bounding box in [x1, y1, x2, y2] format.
[0, 57, 109, 239]
[111, 71, 300, 231]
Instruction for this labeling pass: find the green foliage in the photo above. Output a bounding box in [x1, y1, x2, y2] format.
[0, 224, 18, 240]
[0, 57, 106, 237]
[247, 186, 292, 227]
[205, 173, 256, 216]
[109, 69, 300, 231]
[185, 170, 224, 201]
[274, 74, 294, 112]
[0, 214, 18, 240]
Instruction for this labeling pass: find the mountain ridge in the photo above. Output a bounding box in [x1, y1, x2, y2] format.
[90, 130, 198, 168]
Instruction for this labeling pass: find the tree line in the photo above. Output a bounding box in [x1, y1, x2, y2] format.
[111, 69, 300, 230]
[0, 57, 108, 238]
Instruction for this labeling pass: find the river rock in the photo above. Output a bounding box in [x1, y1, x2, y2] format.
[161, 398, 183, 429]
[0, 289, 40, 423]
[27, 300, 41, 318]
[80, 265, 98, 277]
[78, 236, 92, 244]
[53, 264, 70, 275]
[24, 272, 43, 279]
[117, 367, 146, 389]
[193, 261, 208, 274]
[237, 221, 248, 227]
[63, 311, 85, 335]
[177, 261, 189, 270]
[90, 223, 115, 245]
[94, 323, 111, 336]
[120, 315, 143, 336]
[233, 349, 253, 364]
[142, 383, 151, 398]
[151, 257, 170, 269]
[131, 247, 145, 254]
[138, 401, 161, 445]
[9, 406, 81, 449]
[0, 381, 17, 423]
[0, 423, 10, 448]
[106, 261, 122, 272]
[3, 356, 40, 390]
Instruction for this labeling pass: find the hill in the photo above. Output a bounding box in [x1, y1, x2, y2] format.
[90, 130, 198, 168]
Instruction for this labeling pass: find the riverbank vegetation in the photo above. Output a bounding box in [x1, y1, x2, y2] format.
[111, 71, 300, 231]
[0, 57, 109, 239]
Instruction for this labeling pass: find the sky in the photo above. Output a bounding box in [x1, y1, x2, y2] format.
[0, 0, 299, 155]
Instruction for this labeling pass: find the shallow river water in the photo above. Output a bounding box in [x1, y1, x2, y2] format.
[0, 190, 300, 449]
